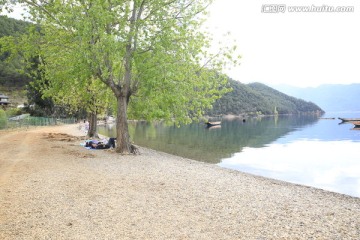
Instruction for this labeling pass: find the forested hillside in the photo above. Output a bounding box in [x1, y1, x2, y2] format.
[0, 15, 31, 38]
[0, 15, 32, 88]
[206, 80, 324, 116]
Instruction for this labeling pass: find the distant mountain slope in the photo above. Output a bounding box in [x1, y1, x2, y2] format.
[0, 16, 32, 88]
[271, 84, 360, 112]
[207, 80, 324, 116]
[0, 15, 31, 38]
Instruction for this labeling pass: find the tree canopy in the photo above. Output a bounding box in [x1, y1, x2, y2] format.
[1, 0, 239, 153]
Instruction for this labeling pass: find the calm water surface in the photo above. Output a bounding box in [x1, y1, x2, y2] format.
[98, 112, 360, 198]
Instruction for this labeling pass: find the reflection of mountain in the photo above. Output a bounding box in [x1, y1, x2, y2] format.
[99, 115, 319, 163]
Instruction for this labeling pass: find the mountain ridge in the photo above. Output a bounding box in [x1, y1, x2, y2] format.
[206, 80, 324, 116]
[271, 83, 360, 112]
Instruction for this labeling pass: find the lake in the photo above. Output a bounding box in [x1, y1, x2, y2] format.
[98, 112, 360, 198]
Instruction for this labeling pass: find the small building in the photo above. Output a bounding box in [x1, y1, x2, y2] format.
[0, 93, 10, 106]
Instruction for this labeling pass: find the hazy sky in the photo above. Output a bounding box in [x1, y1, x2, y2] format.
[4, 1, 360, 87]
[206, 0, 360, 87]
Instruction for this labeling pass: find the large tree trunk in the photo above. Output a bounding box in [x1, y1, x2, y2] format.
[87, 111, 98, 138]
[115, 95, 132, 154]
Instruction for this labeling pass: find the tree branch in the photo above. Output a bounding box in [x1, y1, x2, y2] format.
[22, 0, 72, 32]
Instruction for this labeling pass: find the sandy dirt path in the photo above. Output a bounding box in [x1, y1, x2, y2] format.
[0, 125, 359, 239]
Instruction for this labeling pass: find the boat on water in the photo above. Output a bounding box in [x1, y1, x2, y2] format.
[338, 117, 360, 123]
[207, 125, 221, 130]
[206, 121, 221, 127]
[349, 121, 360, 127]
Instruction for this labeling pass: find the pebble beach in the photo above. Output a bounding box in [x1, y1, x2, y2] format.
[0, 124, 359, 239]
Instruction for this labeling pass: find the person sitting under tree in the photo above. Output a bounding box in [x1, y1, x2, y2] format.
[85, 137, 116, 149]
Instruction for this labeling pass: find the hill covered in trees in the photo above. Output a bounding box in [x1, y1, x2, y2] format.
[0, 15, 31, 38]
[0, 15, 32, 88]
[206, 80, 324, 116]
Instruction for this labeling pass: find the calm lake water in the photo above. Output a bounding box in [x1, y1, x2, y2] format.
[98, 112, 360, 198]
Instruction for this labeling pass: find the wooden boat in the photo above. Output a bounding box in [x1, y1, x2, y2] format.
[206, 121, 221, 127]
[349, 121, 360, 127]
[207, 125, 221, 130]
[338, 117, 360, 123]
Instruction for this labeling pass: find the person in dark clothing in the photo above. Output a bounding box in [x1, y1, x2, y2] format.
[85, 137, 116, 149]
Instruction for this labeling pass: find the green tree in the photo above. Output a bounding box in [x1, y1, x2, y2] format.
[34, 27, 115, 137]
[7, 24, 114, 136]
[2, 0, 238, 154]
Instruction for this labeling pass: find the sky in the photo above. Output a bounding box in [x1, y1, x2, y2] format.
[4, 0, 360, 88]
[205, 0, 360, 87]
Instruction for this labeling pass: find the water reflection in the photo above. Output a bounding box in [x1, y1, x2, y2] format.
[219, 140, 360, 197]
[98, 115, 320, 163]
[98, 114, 360, 197]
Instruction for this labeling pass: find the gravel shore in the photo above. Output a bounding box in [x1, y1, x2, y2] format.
[0, 124, 359, 239]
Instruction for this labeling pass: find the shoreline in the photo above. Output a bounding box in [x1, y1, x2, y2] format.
[95, 121, 359, 199]
[0, 124, 359, 239]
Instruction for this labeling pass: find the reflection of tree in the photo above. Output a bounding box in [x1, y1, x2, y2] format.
[98, 115, 319, 164]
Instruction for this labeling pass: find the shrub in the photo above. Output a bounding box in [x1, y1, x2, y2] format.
[5, 107, 22, 118]
[0, 109, 7, 129]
